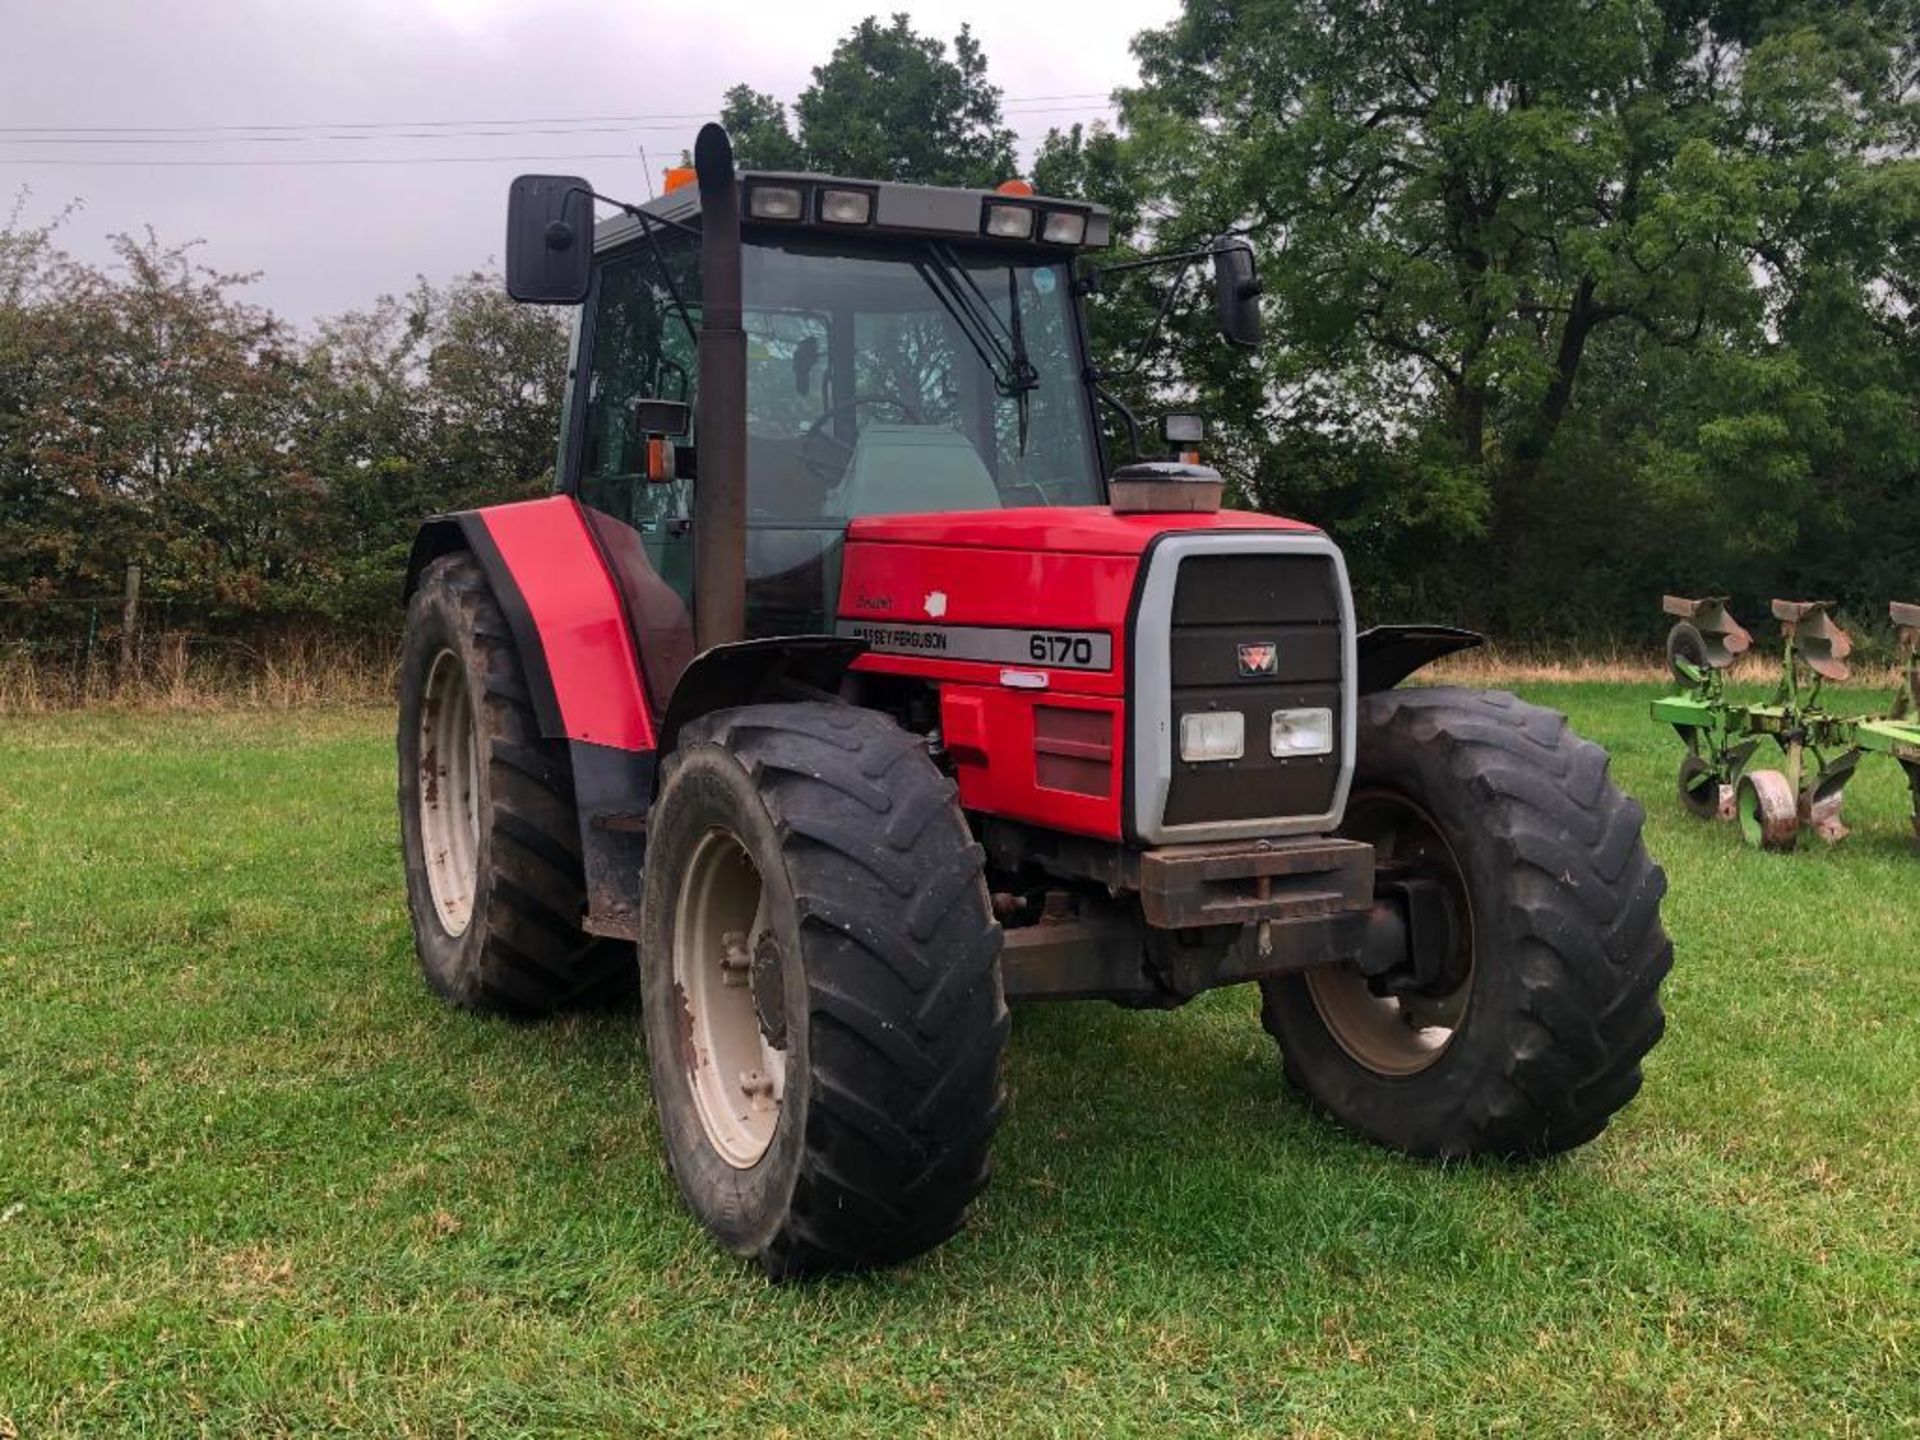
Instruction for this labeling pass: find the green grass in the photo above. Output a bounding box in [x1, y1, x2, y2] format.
[1, 686, 1914, 1437]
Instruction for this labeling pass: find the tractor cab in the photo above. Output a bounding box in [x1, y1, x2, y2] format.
[502, 148, 1256, 706]
[578, 174, 1108, 657]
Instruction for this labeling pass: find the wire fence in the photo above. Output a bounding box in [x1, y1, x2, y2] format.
[0, 593, 396, 712]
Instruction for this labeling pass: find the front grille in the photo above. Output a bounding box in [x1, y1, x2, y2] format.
[1160, 550, 1345, 829]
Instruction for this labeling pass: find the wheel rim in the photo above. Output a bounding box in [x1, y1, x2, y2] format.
[418, 647, 481, 936]
[1308, 790, 1474, 1077]
[672, 828, 786, 1169]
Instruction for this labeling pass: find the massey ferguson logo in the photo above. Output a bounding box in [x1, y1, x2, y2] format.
[1237, 642, 1278, 677]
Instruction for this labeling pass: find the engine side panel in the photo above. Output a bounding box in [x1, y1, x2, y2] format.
[839, 535, 1141, 841]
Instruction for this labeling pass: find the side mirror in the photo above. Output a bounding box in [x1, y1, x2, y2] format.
[1211, 239, 1262, 349]
[506, 174, 593, 305]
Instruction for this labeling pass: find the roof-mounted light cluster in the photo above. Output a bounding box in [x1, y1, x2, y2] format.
[746, 181, 876, 226]
[980, 198, 1088, 245]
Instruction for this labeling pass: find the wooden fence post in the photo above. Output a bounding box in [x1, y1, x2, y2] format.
[119, 563, 141, 686]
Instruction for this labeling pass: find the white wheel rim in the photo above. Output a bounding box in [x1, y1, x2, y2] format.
[418, 647, 481, 936]
[1307, 790, 1474, 1078]
[672, 828, 786, 1169]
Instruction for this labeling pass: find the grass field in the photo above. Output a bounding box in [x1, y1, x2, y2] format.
[1, 684, 1914, 1437]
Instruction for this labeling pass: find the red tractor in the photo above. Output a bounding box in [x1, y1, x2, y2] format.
[397, 125, 1671, 1276]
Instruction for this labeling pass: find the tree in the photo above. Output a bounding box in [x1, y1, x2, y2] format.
[1120, 0, 1920, 631]
[715, 85, 807, 172]
[714, 14, 1018, 188]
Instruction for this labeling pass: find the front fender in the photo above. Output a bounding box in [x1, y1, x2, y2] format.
[659, 636, 867, 752]
[1356, 625, 1483, 694]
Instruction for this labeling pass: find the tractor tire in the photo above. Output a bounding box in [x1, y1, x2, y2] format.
[397, 552, 635, 1016]
[639, 702, 1007, 1278]
[1259, 687, 1671, 1158]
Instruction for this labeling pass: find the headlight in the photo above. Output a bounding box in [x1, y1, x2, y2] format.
[1179, 711, 1245, 763]
[1269, 707, 1334, 757]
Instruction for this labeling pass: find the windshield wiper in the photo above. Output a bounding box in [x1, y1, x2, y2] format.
[1003, 266, 1037, 454]
[913, 243, 1039, 453]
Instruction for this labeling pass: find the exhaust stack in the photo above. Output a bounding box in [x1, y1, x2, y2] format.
[693, 123, 747, 651]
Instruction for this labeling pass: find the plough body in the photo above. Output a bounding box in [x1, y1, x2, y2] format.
[1651, 597, 1920, 852]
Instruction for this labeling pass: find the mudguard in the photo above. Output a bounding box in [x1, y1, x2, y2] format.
[658, 636, 866, 750]
[405, 496, 653, 751]
[1355, 624, 1483, 694]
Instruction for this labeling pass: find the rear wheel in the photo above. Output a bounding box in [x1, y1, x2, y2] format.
[1260, 688, 1671, 1157]
[640, 703, 1006, 1277]
[397, 552, 634, 1015]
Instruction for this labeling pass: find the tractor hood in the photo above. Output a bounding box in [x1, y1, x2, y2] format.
[845, 505, 1317, 557]
[835, 504, 1352, 847]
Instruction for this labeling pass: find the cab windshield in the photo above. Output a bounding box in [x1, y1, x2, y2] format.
[740, 235, 1103, 521]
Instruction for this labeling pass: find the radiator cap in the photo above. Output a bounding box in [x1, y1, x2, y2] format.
[1108, 460, 1223, 514]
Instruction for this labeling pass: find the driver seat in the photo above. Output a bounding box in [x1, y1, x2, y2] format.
[829, 424, 1000, 518]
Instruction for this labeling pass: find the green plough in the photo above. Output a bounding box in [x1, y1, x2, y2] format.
[1651, 596, 1920, 853]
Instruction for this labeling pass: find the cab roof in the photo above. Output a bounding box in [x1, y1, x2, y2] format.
[593, 170, 1113, 254]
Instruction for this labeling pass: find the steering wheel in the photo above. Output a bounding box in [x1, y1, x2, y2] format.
[800, 394, 922, 487]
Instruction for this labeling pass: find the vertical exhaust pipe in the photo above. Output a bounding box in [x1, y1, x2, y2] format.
[693, 122, 747, 650]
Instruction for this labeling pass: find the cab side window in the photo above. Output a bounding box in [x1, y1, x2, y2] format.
[579, 242, 698, 536]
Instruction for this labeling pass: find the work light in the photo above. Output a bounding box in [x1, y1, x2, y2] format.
[747, 185, 805, 220]
[1040, 210, 1087, 245]
[818, 189, 872, 225]
[983, 204, 1035, 239]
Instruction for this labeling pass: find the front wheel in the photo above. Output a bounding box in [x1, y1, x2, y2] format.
[639, 703, 1007, 1277]
[1260, 688, 1671, 1158]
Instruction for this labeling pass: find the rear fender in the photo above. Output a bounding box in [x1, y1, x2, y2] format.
[1356, 625, 1483, 694]
[406, 496, 657, 941]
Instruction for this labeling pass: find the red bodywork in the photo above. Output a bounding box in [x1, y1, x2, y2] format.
[839, 508, 1318, 841]
[475, 497, 655, 751]
[462, 496, 1322, 845]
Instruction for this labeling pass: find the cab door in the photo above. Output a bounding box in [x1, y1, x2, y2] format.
[568, 237, 700, 710]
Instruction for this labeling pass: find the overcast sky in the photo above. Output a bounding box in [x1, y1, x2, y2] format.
[2, 0, 1176, 326]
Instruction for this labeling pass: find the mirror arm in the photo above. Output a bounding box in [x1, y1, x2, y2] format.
[552, 182, 702, 350]
[1100, 256, 1198, 382]
[1086, 245, 1220, 284]
[563, 183, 699, 239]
[1090, 379, 1143, 463]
